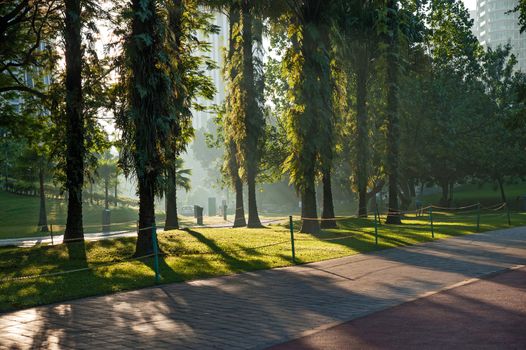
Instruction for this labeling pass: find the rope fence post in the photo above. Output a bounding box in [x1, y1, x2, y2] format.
[152, 223, 160, 283]
[506, 203, 511, 226]
[429, 207, 434, 239]
[476, 203, 481, 232]
[289, 216, 295, 263]
[374, 211, 379, 246]
[50, 223, 54, 246]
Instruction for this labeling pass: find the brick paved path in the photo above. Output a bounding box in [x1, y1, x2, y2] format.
[1, 227, 525, 350]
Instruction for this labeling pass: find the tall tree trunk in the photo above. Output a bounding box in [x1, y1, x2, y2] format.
[241, 0, 263, 228]
[300, 174, 320, 233]
[246, 170, 262, 227]
[321, 168, 336, 229]
[164, 165, 179, 230]
[385, 0, 401, 225]
[226, 5, 246, 228]
[439, 179, 449, 207]
[356, 45, 369, 218]
[114, 182, 118, 206]
[38, 166, 49, 232]
[129, 0, 163, 257]
[64, 0, 84, 242]
[233, 167, 246, 228]
[497, 177, 507, 204]
[135, 175, 156, 257]
[104, 178, 109, 209]
[90, 182, 93, 205]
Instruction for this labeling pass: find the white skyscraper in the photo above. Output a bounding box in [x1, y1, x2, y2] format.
[472, 0, 526, 71]
[193, 12, 229, 130]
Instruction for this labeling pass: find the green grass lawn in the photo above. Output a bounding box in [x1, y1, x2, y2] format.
[0, 191, 146, 239]
[1, 210, 524, 313]
[422, 181, 526, 209]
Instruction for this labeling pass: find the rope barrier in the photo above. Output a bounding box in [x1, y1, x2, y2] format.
[430, 203, 480, 211]
[294, 216, 356, 221]
[295, 234, 358, 242]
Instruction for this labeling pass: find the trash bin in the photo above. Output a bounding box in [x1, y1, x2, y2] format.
[194, 205, 204, 225]
[208, 197, 217, 216]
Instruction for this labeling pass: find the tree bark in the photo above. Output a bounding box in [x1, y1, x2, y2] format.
[114, 182, 118, 206]
[247, 170, 262, 227]
[64, 0, 84, 242]
[135, 174, 156, 256]
[164, 165, 179, 230]
[90, 182, 93, 205]
[321, 168, 336, 228]
[497, 177, 507, 204]
[38, 165, 49, 232]
[300, 175, 320, 234]
[233, 170, 246, 228]
[104, 178, 109, 210]
[130, 0, 161, 257]
[356, 45, 368, 218]
[241, 0, 263, 228]
[385, 0, 401, 225]
[439, 179, 450, 207]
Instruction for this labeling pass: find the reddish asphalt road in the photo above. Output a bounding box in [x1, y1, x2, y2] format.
[269, 267, 526, 350]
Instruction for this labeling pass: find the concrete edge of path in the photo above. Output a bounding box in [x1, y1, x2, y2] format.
[257, 263, 526, 350]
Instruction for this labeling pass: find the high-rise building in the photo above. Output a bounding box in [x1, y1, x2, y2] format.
[193, 12, 229, 130]
[472, 0, 526, 71]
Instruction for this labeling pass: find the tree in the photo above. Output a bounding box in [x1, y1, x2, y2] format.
[514, 0, 526, 33]
[98, 150, 118, 209]
[333, 0, 381, 218]
[0, 0, 59, 100]
[118, 0, 178, 256]
[473, 45, 526, 203]
[280, 0, 334, 233]
[239, 1, 265, 228]
[384, 0, 402, 224]
[63, 0, 84, 242]
[163, 0, 216, 231]
[223, 1, 247, 227]
[165, 157, 191, 230]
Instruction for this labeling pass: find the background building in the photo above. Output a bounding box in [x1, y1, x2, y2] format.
[193, 12, 229, 130]
[472, 0, 526, 71]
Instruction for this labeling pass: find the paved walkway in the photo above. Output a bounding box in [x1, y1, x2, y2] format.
[269, 266, 526, 349]
[1, 227, 525, 349]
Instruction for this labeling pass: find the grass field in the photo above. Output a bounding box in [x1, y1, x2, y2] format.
[1, 208, 524, 313]
[0, 191, 283, 239]
[421, 182, 526, 209]
[0, 191, 145, 239]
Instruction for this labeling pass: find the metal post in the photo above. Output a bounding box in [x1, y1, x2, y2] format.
[376, 207, 381, 225]
[374, 211, 379, 246]
[429, 207, 434, 239]
[289, 216, 295, 263]
[506, 203, 511, 226]
[476, 203, 481, 232]
[50, 223, 54, 246]
[152, 223, 160, 283]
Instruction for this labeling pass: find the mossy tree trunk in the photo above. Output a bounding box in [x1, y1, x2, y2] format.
[64, 0, 85, 243]
[385, 0, 402, 225]
[321, 168, 336, 229]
